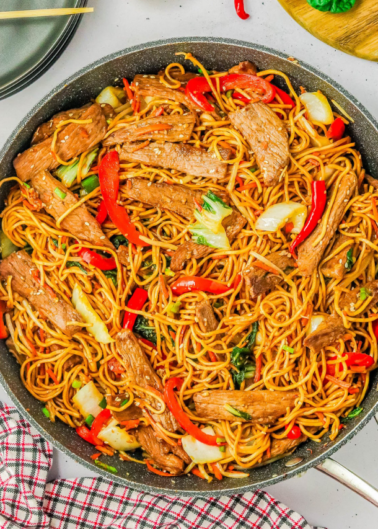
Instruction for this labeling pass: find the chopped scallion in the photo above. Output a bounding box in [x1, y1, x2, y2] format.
[54, 187, 66, 200]
[23, 182, 31, 189]
[99, 397, 107, 409]
[94, 460, 118, 473]
[120, 399, 129, 407]
[85, 414, 95, 427]
[42, 407, 50, 418]
[168, 300, 181, 314]
[224, 404, 251, 421]
[283, 345, 294, 354]
[72, 380, 82, 389]
[82, 175, 100, 194]
[226, 90, 233, 98]
[219, 445, 226, 452]
[360, 287, 371, 301]
[165, 268, 175, 277]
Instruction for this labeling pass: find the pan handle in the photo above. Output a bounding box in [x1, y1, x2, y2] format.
[316, 458, 378, 507]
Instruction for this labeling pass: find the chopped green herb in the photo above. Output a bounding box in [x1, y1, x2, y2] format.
[224, 404, 251, 421]
[165, 268, 175, 277]
[66, 261, 87, 274]
[110, 234, 129, 249]
[72, 380, 82, 389]
[219, 445, 226, 452]
[54, 187, 66, 200]
[134, 316, 158, 345]
[231, 322, 259, 388]
[23, 182, 31, 189]
[82, 175, 100, 194]
[345, 248, 354, 271]
[95, 460, 118, 473]
[226, 89, 233, 98]
[104, 270, 118, 286]
[120, 399, 129, 407]
[283, 345, 294, 354]
[198, 68, 209, 75]
[85, 414, 95, 427]
[340, 407, 363, 423]
[42, 407, 50, 418]
[99, 397, 107, 409]
[52, 238, 66, 250]
[249, 167, 257, 173]
[216, 437, 226, 443]
[213, 300, 224, 309]
[360, 287, 371, 301]
[168, 300, 181, 314]
[165, 255, 172, 267]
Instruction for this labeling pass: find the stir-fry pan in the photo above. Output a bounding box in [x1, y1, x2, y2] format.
[1, 38, 378, 501]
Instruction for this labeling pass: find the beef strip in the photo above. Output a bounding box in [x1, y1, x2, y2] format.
[229, 102, 289, 186]
[120, 142, 229, 179]
[229, 61, 258, 76]
[14, 104, 107, 182]
[244, 251, 294, 298]
[339, 280, 378, 312]
[103, 113, 196, 146]
[262, 434, 307, 462]
[62, 354, 82, 371]
[366, 174, 378, 189]
[31, 170, 114, 250]
[298, 172, 357, 276]
[133, 74, 197, 110]
[170, 209, 246, 271]
[116, 329, 178, 432]
[0, 250, 82, 337]
[135, 426, 186, 475]
[193, 389, 298, 424]
[106, 394, 144, 423]
[321, 234, 354, 280]
[304, 314, 347, 352]
[195, 300, 225, 360]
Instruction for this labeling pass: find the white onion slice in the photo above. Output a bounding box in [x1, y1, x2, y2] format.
[182, 426, 224, 464]
[255, 202, 307, 234]
[300, 92, 334, 125]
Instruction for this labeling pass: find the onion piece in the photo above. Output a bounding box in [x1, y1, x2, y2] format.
[72, 283, 114, 344]
[97, 419, 141, 451]
[182, 426, 224, 464]
[307, 314, 326, 335]
[255, 202, 307, 234]
[72, 381, 104, 419]
[300, 92, 334, 125]
[96, 86, 125, 109]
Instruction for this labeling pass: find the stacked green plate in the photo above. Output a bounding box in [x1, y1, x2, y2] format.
[0, 0, 87, 99]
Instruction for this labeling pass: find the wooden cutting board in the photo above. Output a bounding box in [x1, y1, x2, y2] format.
[277, 0, 378, 61]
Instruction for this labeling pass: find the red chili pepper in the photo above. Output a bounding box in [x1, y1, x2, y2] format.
[234, 0, 250, 19]
[78, 247, 116, 271]
[96, 200, 108, 224]
[164, 378, 219, 446]
[287, 425, 302, 440]
[186, 74, 275, 112]
[76, 425, 98, 446]
[171, 276, 230, 296]
[274, 86, 296, 108]
[90, 408, 111, 443]
[98, 152, 149, 247]
[290, 180, 327, 258]
[326, 117, 345, 141]
[122, 288, 148, 330]
[254, 354, 262, 383]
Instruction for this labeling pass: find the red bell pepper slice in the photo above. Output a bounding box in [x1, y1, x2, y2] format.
[232, 91, 252, 104]
[0, 301, 8, 339]
[76, 425, 98, 446]
[373, 319, 378, 340]
[171, 276, 230, 296]
[90, 408, 111, 443]
[122, 287, 148, 330]
[274, 86, 296, 109]
[78, 247, 116, 271]
[98, 151, 149, 247]
[326, 117, 345, 141]
[108, 357, 125, 375]
[186, 73, 275, 112]
[326, 352, 374, 376]
[96, 200, 108, 224]
[164, 378, 220, 446]
[290, 180, 327, 258]
[139, 337, 157, 349]
[287, 425, 302, 440]
[234, 0, 249, 19]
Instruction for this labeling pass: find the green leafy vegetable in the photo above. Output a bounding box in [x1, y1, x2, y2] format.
[56, 149, 98, 188]
[72, 380, 82, 389]
[66, 261, 87, 274]
[345, 248, 354, 271]
[82, 175, 100, 194]
[168, 300, 181, 314]
[85, 414, 95, 427]
[249, 167, 257, 173]
[360, 287, 371, 301]
[224, 404, 252, 421]
[52, 238, 66, 251]
[231, 322, 259, 388]
[104, 270, 118, 286]
[189, 191, 233, 249]
[306, 0, 356, 13]
[134, 316, 158, 345]
[0, 230, 19, 258]
[340, 407, 363, 423]
[110, 234, 129, 249]
[99, 397, 107, 409]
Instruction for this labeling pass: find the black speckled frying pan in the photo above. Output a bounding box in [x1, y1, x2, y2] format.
[1, 38, 378, 501]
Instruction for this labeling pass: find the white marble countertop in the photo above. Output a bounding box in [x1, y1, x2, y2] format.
[1, 1, 378, 527]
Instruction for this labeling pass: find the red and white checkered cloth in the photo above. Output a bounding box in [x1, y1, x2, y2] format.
[0, 403, 324, 529]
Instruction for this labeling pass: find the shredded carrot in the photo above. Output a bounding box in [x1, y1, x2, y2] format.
[348, 387, 360, 394]
[38, 328, 45, 342]
[191, 468, 207, 480]
[236, 176, 243, 188]
[23, 200, 39, 211]
[151, 106, 164, 117]
[316, 412, 326, 424]
[284, 222, 294, 234]
[128, 140, 149, 153]
[135, 123, 172, 136]
[122, 78, 134, 101]
[350, 366, 367, 373]
[25, 337, 37, 356]
[196, 342, 201, 352]
[95, 445, 114, 456]
[301, 305, 312, 327]
[159, 274, 169, 300]
[266, 446, 271, 459]
[209, 351, 218, 362]
[325, 374, 351, 389]
[120, 419, 140, 430]
[265, 74, 274, 82]
[146, 459, 173, 476]
[238, 182, 257, 191]
[212, 463, 223, 480]
[218, 140, 236, 153]
[253, 261, 279, 275]
[39, 364, 45, 377]
[47, 368, 59, 385]
[343, 334, 353, 341]
[90, 453, 101, 460]
[169, 330, 176, 342]
[371, 218, 378, 236]
[212, 254, 227, 260]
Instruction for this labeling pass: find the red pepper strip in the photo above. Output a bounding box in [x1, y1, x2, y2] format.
[107, 357, 125, 375]
[139, 337, 156, 349]
[254, 355, 262, 383]
[233, 273, 242, 290]
[373, 319, 378, 340]
[90, 408, 111, 443]
[287, 425, 302, 440]
[0, 304, 8, 339]
[290, 180, 327, 258]
[186, 74, 275, 112]
[171, 276, 230, 296]
[78, 247, 116, 271]
[232, 91, 251, 104]
[122, 288, 148, 330]
[96, 200, 108, 224]
[274, 86, 296, 108]
[234, 0, 250, 19]
[326, 117, 345, 141]
[146, 459, 173, 476]
[122, 78, 134, 102]
[208, 351, 218, 362]
[76, 425, 98, 446]
[326, 352, 374, 376]
[99, 151, 149, 247]
[164, 378, 219, 446]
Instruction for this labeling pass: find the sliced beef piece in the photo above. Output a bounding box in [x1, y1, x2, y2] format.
[193, 389, 298, 424]
[0, 251, 82, 337]
[298, 172, 357, 277]
[116, 329, 178, 432]
[196, 300, 224, 360]
[134, 74, 197, 110]
[321, 234, 353, 280]
[103, 114, 196, 146]
[62, 354, 82, 371]
[262, 434, 307, 462]
[339, 280, 378, 312]
[229, 61, 258, 76]
[120, 142, 228, 179]
[304, 314, 347, 352]
[366, 174, 378, 189]
[244, 251, 294, 298]
[135, 426, 185, 475]
[31, 105, 89, 145]
[106, 394, 144, 423]
[170, 209, 246, 271]
[14, 104, 107, 182]
[31, 170, 114, 250]
[229, 102, 289, 186]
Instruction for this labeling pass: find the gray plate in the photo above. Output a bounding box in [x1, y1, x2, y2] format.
[0, 0, 87, 99]
[0, 38, 378, 497]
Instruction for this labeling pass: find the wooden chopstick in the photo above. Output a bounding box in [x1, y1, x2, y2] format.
[0, 8, 94, 19]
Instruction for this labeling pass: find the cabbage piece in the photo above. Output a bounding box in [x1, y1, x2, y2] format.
[72, 283, 114, 344]
[255, 202, 307, 234]
[96, 86, 126, 109]
[97, 419, 140, 451]
[307, 314, 326, 335]
[182, 426, 224, 464]
[72, 381, 103, 419]
[189, 223, 230, 249]
[189, 191, 232, 249]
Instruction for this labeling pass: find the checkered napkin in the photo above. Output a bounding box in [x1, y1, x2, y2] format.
[0, 403, 324, 529]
